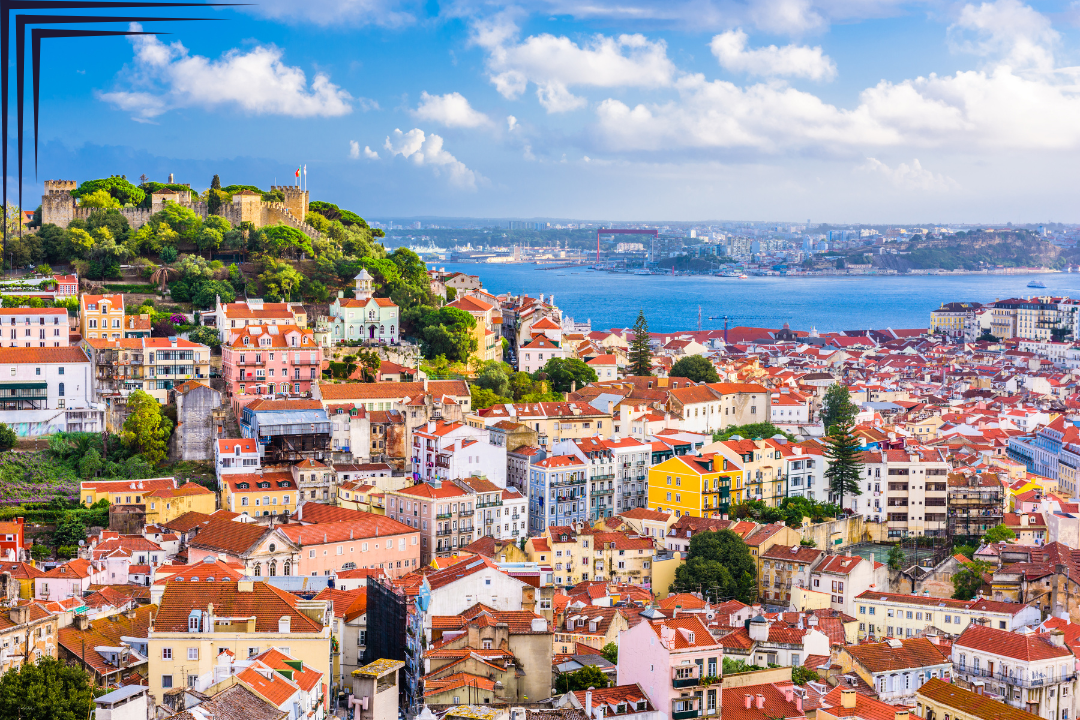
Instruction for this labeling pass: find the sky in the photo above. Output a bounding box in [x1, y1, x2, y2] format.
[25, 0, 1080, 222]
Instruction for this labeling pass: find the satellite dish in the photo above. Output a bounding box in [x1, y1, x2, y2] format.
[78, 540, 85, 546]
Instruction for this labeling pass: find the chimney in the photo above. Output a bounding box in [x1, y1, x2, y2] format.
[784, 687, 793, 703]
[586, 689, 593, 717]
[74, 613, 90, 631]
[796, 697, 803, 713]
[841, 689, 856, 709]
[756, 695, 765, 710]
[744, 695, 752, 710]
[895, 712, 910, 720]
[1050, 630, 1066, 647]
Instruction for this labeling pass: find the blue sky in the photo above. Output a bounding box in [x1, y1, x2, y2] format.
[27, 0, 1080, 222]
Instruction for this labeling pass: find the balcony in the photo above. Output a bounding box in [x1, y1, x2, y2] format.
[435, 529, 452, 537]
[459, 509, 474, 517]
[672, 677, 700, 688]
[436, 512, 451, 519]
[477, 500, 502, 508]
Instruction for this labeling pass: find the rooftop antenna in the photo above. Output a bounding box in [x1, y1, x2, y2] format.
[698, 306, 701, 332]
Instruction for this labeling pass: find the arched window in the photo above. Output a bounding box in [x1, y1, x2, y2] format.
[283, 561, 291, 576]
[268, 561, 277, 577]
[253, 563, 262, 576]
[390, 325, 395, 336]
[58, 382, 64, 397]
[379, 324, 384, 335]
[234, 446, 240, 456]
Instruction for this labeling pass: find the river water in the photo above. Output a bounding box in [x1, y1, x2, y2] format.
[430, 262, 1080, 334]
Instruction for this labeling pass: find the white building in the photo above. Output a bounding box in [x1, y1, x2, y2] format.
[855, 448, 950, 538]
[952, 624, 1076, 720]
[214, 438, 262, 480]
[552, 436, 652, 518]
[782, 441, 826, 501]
[413, 420, 507, 488]
[0, 347, 103, 435]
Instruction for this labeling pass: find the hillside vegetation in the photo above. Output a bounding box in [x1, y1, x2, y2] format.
[14, 175, 477, 360]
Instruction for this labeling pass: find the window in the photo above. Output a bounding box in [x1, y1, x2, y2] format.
[162, 648, 172, 660]
[161, 675, 173, 689]
[187, 648, 198, 661]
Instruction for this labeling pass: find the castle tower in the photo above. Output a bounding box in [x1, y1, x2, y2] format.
[41, 179, 77, 227]
[270, 185, 309, 221]
[354, 269, 373, 302]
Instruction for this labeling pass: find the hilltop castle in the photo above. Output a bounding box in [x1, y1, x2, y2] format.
[40, 179, 321, 238]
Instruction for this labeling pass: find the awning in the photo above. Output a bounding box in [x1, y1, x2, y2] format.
[0, 382, 46, 391]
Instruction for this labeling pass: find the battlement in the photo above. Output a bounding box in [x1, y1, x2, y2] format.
[269, 185, 308, 221]
[44, 179, 75, 194]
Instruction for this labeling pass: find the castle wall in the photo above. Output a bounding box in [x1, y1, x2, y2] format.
[40, 183, 320, 239]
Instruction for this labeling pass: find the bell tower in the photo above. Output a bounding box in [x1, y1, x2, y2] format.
[354, 269, 373, 302]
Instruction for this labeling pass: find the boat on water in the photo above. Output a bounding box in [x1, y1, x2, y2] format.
[633, 269, 651, 275]
[738, 274, 749, 279]
[1028, 280, 1047, 288]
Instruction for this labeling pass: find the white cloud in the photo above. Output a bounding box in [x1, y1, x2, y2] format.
[507, 115, 519, 131]
[472, 15, 676, 112]
[747, 0, 825, 34]
[99, 29, 352, 120]
[593, 6, 1080, 159]
[710, 30, 836, 80]
[858, 158, 959, 191]
[412, 91, 492, 128]
[384, 128, 481, 190]
[349, 141, 380, 160]
[949, 0, 1057, 72]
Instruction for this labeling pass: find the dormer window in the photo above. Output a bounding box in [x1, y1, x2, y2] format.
[235, 446, 240, 456]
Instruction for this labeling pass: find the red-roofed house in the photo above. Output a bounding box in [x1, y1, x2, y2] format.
[811, 553, 888, 616]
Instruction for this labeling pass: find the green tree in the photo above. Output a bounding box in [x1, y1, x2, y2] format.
[476, 362, 512, 397]
[824, 422, 863, 507]
[628, 310, 652, 376]
[982, 523, 1016, 545]
[977, 329, 998, 342]
[188, 325, 221, 350]
[208, 174, 223, 215]
[952, 559, 992, 600]
[670, 529, 756, 603]
[471, 386, 511, 410]
[712, 422, 794, 443]
[78, 447, 102, 479]
[0, 655, 96, 720]
[354, 349, 382, 382]
[821, 383, 857, 431]
[539, 357, 597, 393]
[955, 543, 976, 560]
[792, 666, 820, 685]
[600, 642, 618, 665]
[257, 258, 304, 301]
[29, 543, 49, 562]
[555, 665, 610, 693]
[120, 389, 172, 465]
[0, 422, 16, 451]
[887, 543, 905, 570]
[72, 175, 145, 206]
[52, 514, 86, 548]
[79, 188, 121, 208]
[670, 355, 720, 383]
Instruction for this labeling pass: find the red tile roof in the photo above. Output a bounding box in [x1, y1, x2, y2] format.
[954, 623, 1072, 661]
[155, 580, 323, 634]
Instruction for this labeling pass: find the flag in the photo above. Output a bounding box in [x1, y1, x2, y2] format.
[295, 167, 301, 179]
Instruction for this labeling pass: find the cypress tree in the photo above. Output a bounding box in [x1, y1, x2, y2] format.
[824, 421, 863, 508]
[629, 310, 652, 376]
[208, 174, 222, 215]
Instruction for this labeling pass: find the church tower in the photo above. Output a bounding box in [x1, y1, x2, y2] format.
[354, 269, 373, 302]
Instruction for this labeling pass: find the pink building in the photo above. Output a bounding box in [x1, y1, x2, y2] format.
[617, 613, 724, 720]
[277, 515, 420, 579]
[221, 324, 322, 412]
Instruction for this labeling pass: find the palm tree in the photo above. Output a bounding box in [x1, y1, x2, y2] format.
[150, 266, 174, 293]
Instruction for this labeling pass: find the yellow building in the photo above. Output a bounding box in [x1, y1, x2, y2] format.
[930, 302, 983, 339]
[81, 477, 181, 507]
[145, 484, 217, 525]
[80, 293, 126, 341]
[447, 295, 502, 363]
[221, 471, 298, 518]
[147, 578, 331, 706]
[647, 453, 741, 518]
[705, 438, 787, 507]
[528, 526, 655, 586]
[336, 480, 386, 515]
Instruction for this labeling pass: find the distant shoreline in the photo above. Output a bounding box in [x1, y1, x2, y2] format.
[431, 261, 1063, 279]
